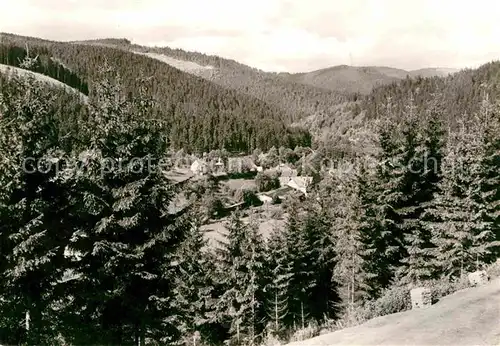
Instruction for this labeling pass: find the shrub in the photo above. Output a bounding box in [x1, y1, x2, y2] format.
[486, 259, 500, 279]
[364, 284, 411, 319]
[271, 195, 281, 205]
[426, 276, 470, 304]
[256, 172, 280, 192]
[288, 323, 320, 343]
[243, 189, 262, 207]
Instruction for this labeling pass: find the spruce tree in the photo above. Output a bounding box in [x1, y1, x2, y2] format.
[425, 118, 486, 277]
[330, 173, 365, 315]
[302, 198, 338, 322]
[282, 201, 316, 330]
[171, 213, 216, 345]
[57, 66, 185, 344]
[214, 210, 266, 345]
[356, 163, 391, 300]
[374, 118, 407, 283]
[0, 72, 70, 344]
[478, 94, 500, 259]
[263, 228, 292, 338]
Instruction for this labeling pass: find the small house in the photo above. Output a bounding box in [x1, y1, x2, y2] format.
[213, 157, 226, 176]
[257, 194, 273, 204]
[287, 176, 313, 196]
[190, 159, 208, 176]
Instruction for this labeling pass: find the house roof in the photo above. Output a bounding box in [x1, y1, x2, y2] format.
[287, 177, 313, 192]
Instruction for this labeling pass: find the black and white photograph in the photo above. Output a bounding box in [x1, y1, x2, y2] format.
[0, 1, 499, 345]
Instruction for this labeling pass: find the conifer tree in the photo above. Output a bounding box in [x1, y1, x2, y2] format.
[427, 95, 500, 277]
[398, 114, 444, 284]
[374, 118, 407, 283]
[57, 66, 185, 344]
[330, 174, 365, 315]
[214, 210, 266, 345]
[478, 94, 500, 259]
[282, 201, 316, 329]
[425, 118, 486, 277]
[171, 213, 216, 345]
[355, 163, 391, 300]
[0, 72, 69, 344]
[263, 228, 292, 338]
[302, 198, 338, 322]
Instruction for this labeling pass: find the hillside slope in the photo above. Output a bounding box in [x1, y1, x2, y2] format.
[286, 65, 459, 94]
[289, 278, 500, 346]
[0, 33, 311, 153]
[128, 45, 350, 124]
[0, 64, 88, 102]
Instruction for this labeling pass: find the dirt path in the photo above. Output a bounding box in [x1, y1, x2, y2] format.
[289, 278, 500, 345]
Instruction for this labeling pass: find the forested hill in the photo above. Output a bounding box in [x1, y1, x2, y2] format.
[299, 60, 500, 158]
[282, 65, 459, 95]
[60, 37, 355, 125]
[0, 33, 311, 153]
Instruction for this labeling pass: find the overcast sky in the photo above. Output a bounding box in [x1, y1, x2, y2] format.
[1, 0, 499, 72]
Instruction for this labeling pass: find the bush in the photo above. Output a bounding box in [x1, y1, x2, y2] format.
[354, 284, 411, 322]
[486, 259, 500, 279]
[202, 196, 225, 219]
[256, 172, 280, 192]
[243, 189, 262, 207]
[426, 276, 470, 304]
[271, 195, 281, 205]
[288, 323, 320, 343]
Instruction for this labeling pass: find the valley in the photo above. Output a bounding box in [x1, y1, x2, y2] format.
[0, 30, 499, 346]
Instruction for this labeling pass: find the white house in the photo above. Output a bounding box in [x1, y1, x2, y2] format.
[287, 176, 313, 196]
[257, 194, 273, 204]
[190, 159, 208, 175]
[213, 158, 226, 176]
[276, 164, 298, 187]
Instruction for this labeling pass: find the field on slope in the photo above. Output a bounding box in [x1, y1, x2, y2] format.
[0, 64, 88, 102]
[288, 278, 500, 346]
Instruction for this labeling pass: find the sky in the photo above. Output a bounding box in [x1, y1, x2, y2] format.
[1, 0, 500, 73]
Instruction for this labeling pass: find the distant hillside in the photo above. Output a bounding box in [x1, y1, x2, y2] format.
[409, 67, 460, 78]
[30, 36, 351, 124]
[285, 65, 460, 94]
[0, 33, 311, 153]
[129, 45, 351, 124]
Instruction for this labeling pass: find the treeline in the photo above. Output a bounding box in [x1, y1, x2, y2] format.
[0, 44, 89, 94]
[307, 61, 500, 160]
[144, 46, 353, 124]
[0, 34, 311, 153]
[363, 61, 500, 126]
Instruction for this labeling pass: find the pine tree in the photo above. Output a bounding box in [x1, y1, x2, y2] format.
[263, 228, 292, 337]
[57, 66, 186, 344]
[171, 213, 216, 345]
[0, 72, 70, 344]
[478, 94, 500, 259]
[214, 210, 266, 345]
